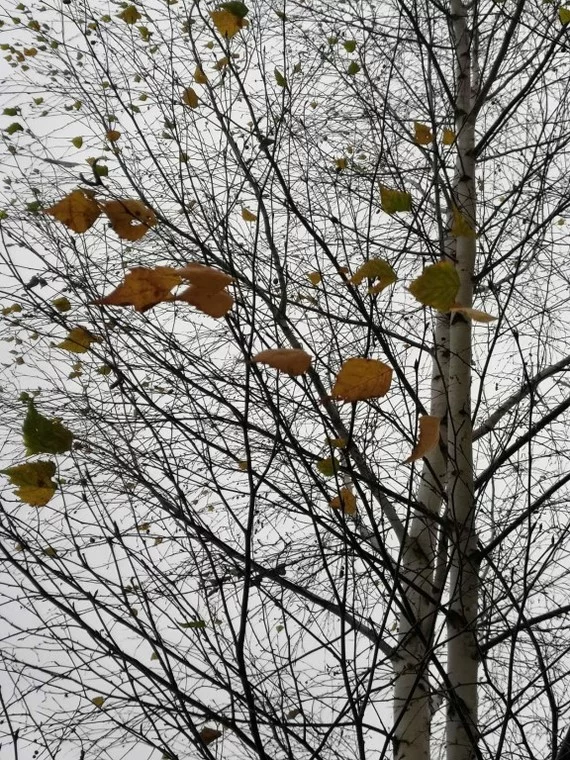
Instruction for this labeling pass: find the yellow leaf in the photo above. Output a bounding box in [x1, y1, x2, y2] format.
[350, 258, 397, 293]
[559, 7, 570, 24]
[329, 487, 357, 516]
[194, 65, 208, 84]
[43, 546, 58, 557]
[450, 206, 476, 238]
[408, 261, 460, 312]
[403, 415, 441, 463]
[414, 122, 432, 145]
[103, 199, 157, 241]
[210, 8, 246, 38]
[238, 459, 248, 471]
[335, 157, 347, 171]
[380, 185, 412, 214]
[52, 296, 71, 312]
[200, 728, 222, 745]
[57, 326, 100, 353]
[331, 357, 392, 402]
[118, 5, 141, 24]
[317, 457, 339, 477]
[178, 263, 233, 293]
[44, 189, 101, 234]
[449, 305, 497, 323]
[71, 136, 83, 148]
[241, 207, 257, 222]
[252, 348, 312, 376]
[93, 267, 182, 312]
[327, 437, 346, 448]
[1, 460, 57, 507]
[182, 87, 199, 109]
[106, 129, 121, 142]
[442, 128, 455, 145]
[214, 56, 229, 71]
[91, 696, 106, 708]
[307, 272, 321, 286]
[173, 286, 234, 318]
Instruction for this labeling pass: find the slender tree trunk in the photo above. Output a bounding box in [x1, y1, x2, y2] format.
[447, 3, 479, 760]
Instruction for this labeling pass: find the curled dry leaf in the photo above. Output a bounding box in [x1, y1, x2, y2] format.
[93, 267, 182, 313]
[199, 727, 222, 745]
[408, 261, 460, 312]
[450, 305, 497, 323]
[252, 348, 312, 376]
[174, 286, 234, 318]
[179, 263, 233, 294]
[403, 415, 441, 464]
[182, 87, 199, 109]
[44, 189, 101, 234]
[57, 326, 101, 353]
[103, 199, 157, 241]
[241, 208, 257, 222]
[331, 357, 392, 402]
[329, 487, 357, 516]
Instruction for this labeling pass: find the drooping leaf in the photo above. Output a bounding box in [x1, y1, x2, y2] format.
[408, 262, 460, 311]
[350, 258, 397, 293]
[219, 1, 249, 17]
[403, 415, 441, 463]
[380, 185, 412, 214]
[106, 129, 121, 142]
[23, 401, 73, 456]
[442, 128, 455, 145]
[241, 207, 257, 222]
[414, 121, 432, 145]
[178, 263, 233, 293]
[52, 296, 71, 312]
[331, 358, 392, 402]
[347, 61, 360, 75]
[252, 348, 312, 376]
[117, 5, 141, 24]
[44, 189, 101, 233]
[327, 437, 346, 448]
[317, 457, 339, 477]
[91, 696, 106, 708]
[200, 727, 222, 745]
[559, 7, 570, 24]
[335, 157, 347, 171]
[307, 272, 321, 286]
[1, 460, 57, 507]
[57, 326, 100, 353]
[449, 305, 497, 323]
[194, 65, 208, 84]
[274, 68, 287, 88]
[174, 286, 234, 318]
[103, 199, 157, 241]
[71, 136, 83, 148]
[210, 8, 246, 38]
[450, 206, 476, 238]
[93, 267, 181, 312]
[5, 122, 24, 135]
[182, 87, 199, 108]
[329, 487, 357, 515]
[343, 39, 357, 52]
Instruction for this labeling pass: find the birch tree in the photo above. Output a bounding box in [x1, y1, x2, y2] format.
[1, 2, 570, 760]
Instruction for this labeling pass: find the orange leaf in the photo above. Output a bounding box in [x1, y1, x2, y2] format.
[450, 305, 497, 323]
[106, 130, 121, 142]
[92, 267, 182, 312]
[174, 286, 234, 318]
[44, 189, 101, 233]
[403, 415, 440, 464]
[252, 348, 312, 376]
[103, 199, 157, 241]
[331, 358, 392, 402]
[329, 487, 357, 516]
[241, 208, 257, 222]
[179, 263, 233, 294]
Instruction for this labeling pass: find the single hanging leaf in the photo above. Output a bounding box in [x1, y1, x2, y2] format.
[93, 267, 182, 312]
[117, 5, 141, 24]
[91, 696, 106, 708]
[210, 8, 246, 38]
[450, 206, 476, 238]
[194, 65, 208, 84]
[350, 258, 397, 294]
[449, 305, 497, 323]
[1, 460, 57, 507]
[23, 401, 73, 456]
[219, 1, 249, 17]
[71, 136, 83, 148]
[179, 619, 207, 629]
[200, 727, 222, 745]
[380, 185, 412, 214]
[252, 348, 312, 376]
[408, 262, 460, 312]
[52, 296, 71, 312]
[317, 457, 339, 477]
[103, 199, 157, 241]
[44, 189, 101, 233]
[307, 271, 321, 286]
[173, 286, 234, 318]
[343, 39, 357, 52]
[559, 7, 570, 24]
[274, 68, 287, 88]
[442, 128, 455, 145]
[347, 61, 360, 75]
[106, 129, 121, 142]
[241, 207, 257, 222]
[403, 415, 441, 463]
[57, 326, 100, 353]
[182, 87, 199, 109]
[329, 487, 357, 516]
[414, 121, 433, 145]
[331, 357, 392, 402]
[335, 157, 347, 171]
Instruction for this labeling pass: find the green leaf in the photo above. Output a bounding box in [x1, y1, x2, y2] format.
[5, 122, 23, 135]
[52, 296, 71, 312]
[2, 460, 57, 506]
[380, 185, 412, 214]
[219, 1, 249, 17]
[117, 5, 141, 24]
[23, 400, 73, 456]
[317, 457, 339, 477]
[71, 136, 83, 148]
[559, 7, 570, 23]
[3, 107, 19, 116]
[343, 40, 357, 52]
[347, 61, 360, 76]
[178, 620, 207, 629]
[274, 68, 287, 88]
[408, 262, 460, 312]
